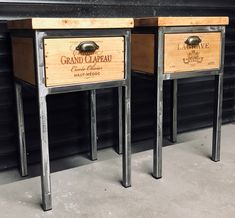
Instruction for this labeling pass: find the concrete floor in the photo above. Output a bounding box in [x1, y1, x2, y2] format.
[0, 124, 235, 218]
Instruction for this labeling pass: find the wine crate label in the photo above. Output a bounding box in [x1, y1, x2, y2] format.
[164, 32, 221, 73]
[44, 37, 124, 86]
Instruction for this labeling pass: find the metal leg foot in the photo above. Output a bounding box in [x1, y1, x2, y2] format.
[38, 95, 52, 211]
[42, 192, 52, 211]
[90, 90, 97, 161]
[122, 85, 131, 188]
[15, 83, 28, 177]
[212, 74, 223, 162]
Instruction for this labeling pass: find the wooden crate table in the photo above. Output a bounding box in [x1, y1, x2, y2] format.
[131, 16, 229, 179]
[8, 18, 133, 211]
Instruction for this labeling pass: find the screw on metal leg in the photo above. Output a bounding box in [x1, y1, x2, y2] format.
[90, 90, 97, 161]
[212, 74, 223, 162]
[15, 83, 28, 177]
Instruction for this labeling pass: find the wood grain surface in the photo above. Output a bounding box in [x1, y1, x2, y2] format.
[44, 37, 125, 86]
[131, 34, 155, 74]
[11, 37, 35, 85]
[134, 17, 229, 27]
[164, 32, 221, 73]
[8, 18, 134, 29]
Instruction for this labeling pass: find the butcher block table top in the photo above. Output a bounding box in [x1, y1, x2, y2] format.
[7, 17, 134, 29]
[134, 16, 229, 27]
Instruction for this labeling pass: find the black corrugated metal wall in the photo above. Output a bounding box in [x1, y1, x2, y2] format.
[0, 0, 234, 170]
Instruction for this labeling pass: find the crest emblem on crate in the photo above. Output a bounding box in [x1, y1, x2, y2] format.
[183, 50, 204, 64]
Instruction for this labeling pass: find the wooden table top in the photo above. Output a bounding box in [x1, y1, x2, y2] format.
[134, 17, 229, 27]
[7, 18, 134, 29]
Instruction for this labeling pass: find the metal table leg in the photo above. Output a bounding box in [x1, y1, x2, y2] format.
[15, 83, 28, 177]
[117, 86, 123, 154]
[153, 74, 163, 179]
[35, 31, 52, 211]
[122, 85, 131, 188]
[90, 90, 97, 161]
[170, 80, 177, 143]
[153, 28, 163, 179]
[122, 30, 131, 188]
[212, 74, 223, 161]
[38, 95, 52, 211]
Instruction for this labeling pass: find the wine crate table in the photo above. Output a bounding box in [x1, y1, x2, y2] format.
[8, 18, 133, 211]
[131, 16, 229, 179]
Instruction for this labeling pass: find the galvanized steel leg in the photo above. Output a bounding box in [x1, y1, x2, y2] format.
[212, 74, 223, 162]
[38, 95, 52, 211]
[35, 31, 52, 211]
[153, 75, 163, 179]
[117, 86, 123, 154]
[122, 30, 131, 187]
[123, 85, 131, 187]
[90, 90, 97, 161]
[170, 80, 177, 143]
[153, 28, 164, 179]
[15, 83, 28, 177]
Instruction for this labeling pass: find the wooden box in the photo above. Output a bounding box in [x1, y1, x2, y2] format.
[132, 17, 229, 74]
[8, 18, 134, 87]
